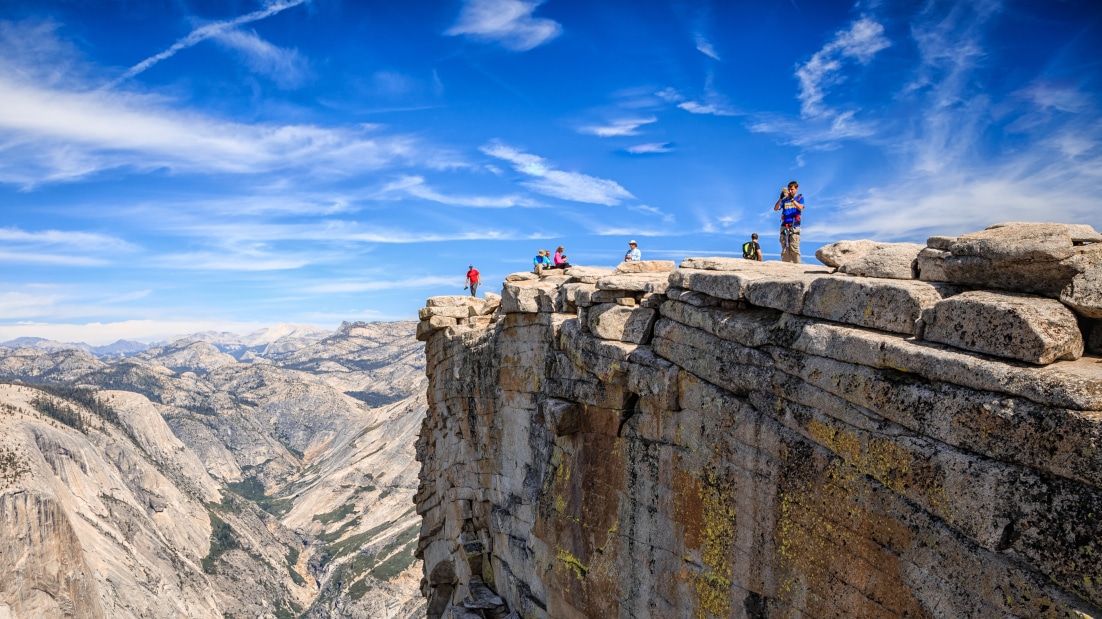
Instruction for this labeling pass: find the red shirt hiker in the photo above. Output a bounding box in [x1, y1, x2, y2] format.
[465, 266, 481, 297]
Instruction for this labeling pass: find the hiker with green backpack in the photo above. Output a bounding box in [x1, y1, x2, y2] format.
[742, 233, 763, 261]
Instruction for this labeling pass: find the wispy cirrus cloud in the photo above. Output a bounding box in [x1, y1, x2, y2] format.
[108, 0, 308, 87]
[796, 17, 890, 119]
[695, 34, 720, 60]
[578, 116, 657, 137]
[814, 1, 1102, 240]
[0, 227, 137, 266]
[625, 142, 673, 154]
[0, 75, 455, 185]
[481, 141, 634, 206]
[656, 86, 737, 117]
[381, 175, 537, 208]
[750, 16, 889, 147]
[212, 27, 310, 88]
[303, 276, 459, 294]
[446, 0, 561, 52]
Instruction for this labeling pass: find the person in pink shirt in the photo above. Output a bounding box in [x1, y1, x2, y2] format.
[551, 245, 572, 269]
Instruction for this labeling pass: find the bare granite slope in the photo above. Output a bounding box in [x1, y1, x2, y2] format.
[0, 320, 428, 618]
[414, 222, 1102, 619]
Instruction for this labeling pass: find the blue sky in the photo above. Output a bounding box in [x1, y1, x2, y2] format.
[1, 0, 1100, 344]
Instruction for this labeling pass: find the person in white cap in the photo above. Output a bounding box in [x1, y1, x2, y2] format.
[624, 239, 641, 262]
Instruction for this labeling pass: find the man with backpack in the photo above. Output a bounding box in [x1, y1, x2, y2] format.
[743, 233, 762, 261]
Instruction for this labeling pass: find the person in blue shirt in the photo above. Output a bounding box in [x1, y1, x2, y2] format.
[533, 249, 552, 274]
[624, 239, 641, 262]
[773, 181, 805, 263]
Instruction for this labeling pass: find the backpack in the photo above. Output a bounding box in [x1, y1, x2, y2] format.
[742, 241, 756, 259]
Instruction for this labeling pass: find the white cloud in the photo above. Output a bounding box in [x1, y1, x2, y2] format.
[0, 227, 134, 251]
[795, 17, 890, 119]
[0, 74, 455, 186]
[481, 142, 634, 206]
[659, 86, 738, 117]
[382, 175, 537, 207]
[625, 142, 673, 154]
[446, 0, 562, 52]
[212, 27, 310, 88]
[109, 0, 308, 87]
[303, 276, 460, 294]
[695, 34, 720, 60]
[579, 116, 657, 137]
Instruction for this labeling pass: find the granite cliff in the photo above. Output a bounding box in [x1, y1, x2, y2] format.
[414, 223, 1102, 619]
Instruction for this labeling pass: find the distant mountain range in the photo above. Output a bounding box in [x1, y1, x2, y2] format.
[0, 323, 333, 359]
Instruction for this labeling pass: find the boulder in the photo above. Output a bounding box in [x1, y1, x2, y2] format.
[501, 280, 562, 314]
[471, 294, 501, 316]
[922, 291, 1083, 364]
[595, 273, 670, 293]
[615, 260, 676, 273]
[564, 266, 615, 283]
[416, 316, 457, 341]
[587, 304, 658, 344]
[1059, 264, 1102, 319]
[679, 257, 827, 274]
[802, 276, 958, 335]
[836, 243, 924, 279]
[917, 222, 1102, 297]
[504, 272, 538, 282]
[815, 239, 881, 268]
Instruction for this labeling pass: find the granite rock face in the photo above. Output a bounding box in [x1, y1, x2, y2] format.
[816, 240, 925, 280]
[415, 223, 1102, 619]
[922, 291, 1084, 364]
[917, 222, 1102, 296]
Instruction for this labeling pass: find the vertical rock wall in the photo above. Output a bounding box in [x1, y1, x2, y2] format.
[415, 223, 1102, 619]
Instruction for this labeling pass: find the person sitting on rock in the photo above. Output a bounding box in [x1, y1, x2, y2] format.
[552, 246, 572, 269]
[533, 250, 552, 275]
[624, 240, 641, 262]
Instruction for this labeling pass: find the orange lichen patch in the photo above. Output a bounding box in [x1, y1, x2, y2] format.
[772, 444, 930, 619]
[689, 465, 738, 619]
[672, 468, 704, 551]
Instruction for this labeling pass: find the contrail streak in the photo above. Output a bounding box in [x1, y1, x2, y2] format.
[106, 0, 307, 88]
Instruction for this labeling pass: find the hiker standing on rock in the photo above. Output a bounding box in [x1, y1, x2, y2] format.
[774, 181, 804, 263]
[624, 239, 641, 262]
[464, 265, 481, 297]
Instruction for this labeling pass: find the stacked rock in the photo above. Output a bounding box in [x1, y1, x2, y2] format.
[416, 293, 502, 342]
[816, 222, 1101, 363]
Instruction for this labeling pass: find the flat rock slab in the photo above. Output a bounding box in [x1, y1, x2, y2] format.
[679, 257, 828, 274]
[504, 272, 538, 282]
[564, 266, 616, 283]
[668, 268, 771, 302]
[922, 291, 1084, 364]
[419, 306, 470, 320]
[918, 222, 1102, 297]
[595, 273, 670, 293]
[835, 242, 924, 279]
[802, 276, 957, 335]
[427, 295, 489, 308]
[744, 273, 830, 314]
[588, 303, 657, 344]
[1059, 264, 1102, 319]
[616, 260, 676, 273]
